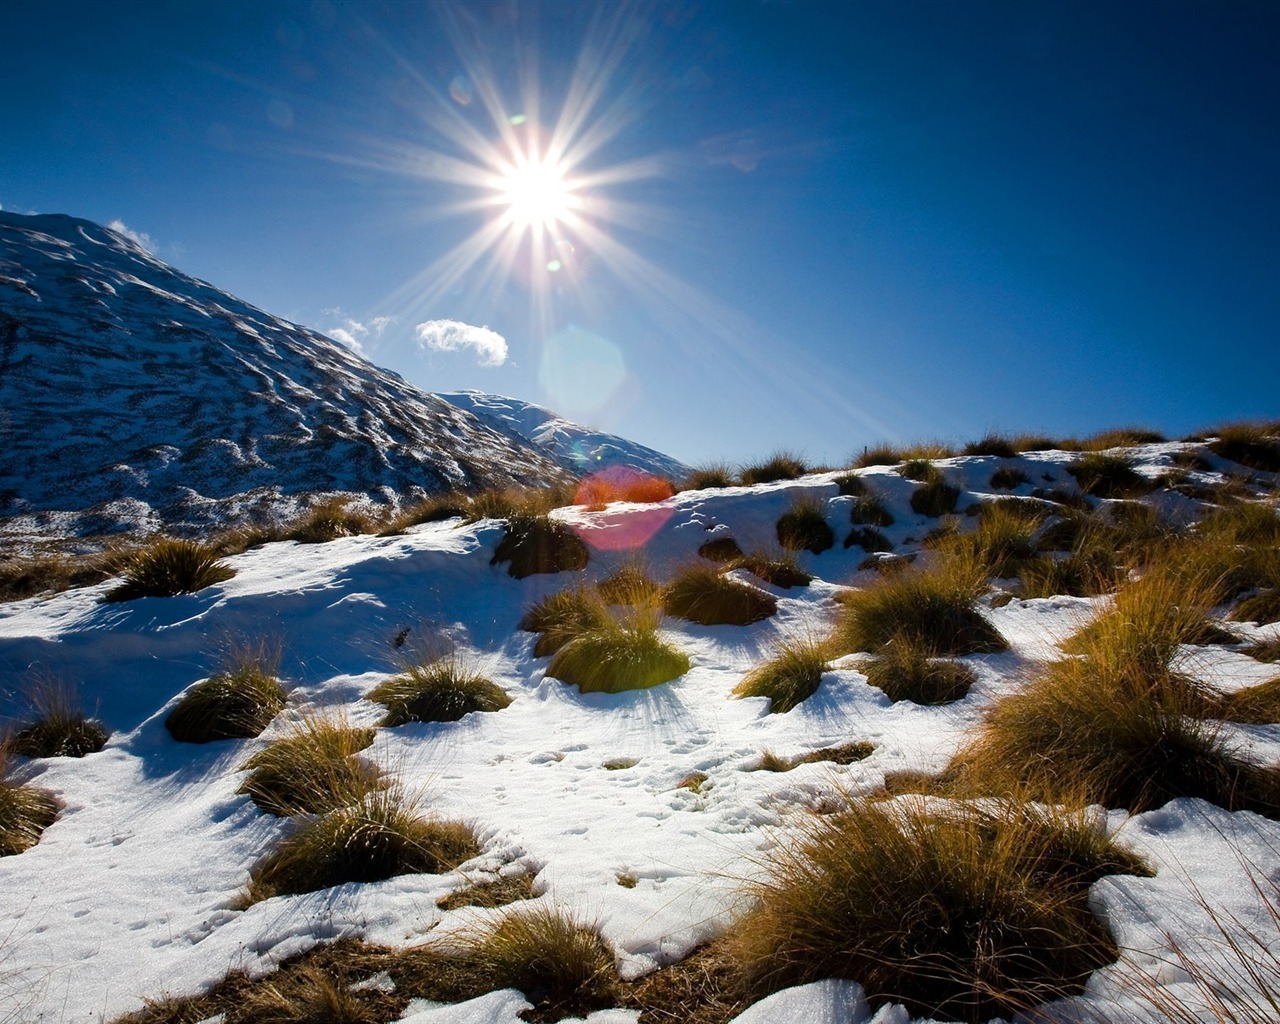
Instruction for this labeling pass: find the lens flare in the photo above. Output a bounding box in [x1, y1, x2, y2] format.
[498, 153, 578, 232]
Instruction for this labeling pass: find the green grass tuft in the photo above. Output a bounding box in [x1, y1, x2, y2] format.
[775, 499, 834, 554]
[733, 635, 828, 713]
[368, 658, 511, 726]
[248, 789, 479, 902]
[165, 641, 286, 743]
[521, 585, 614, 657]
[547, 608, 690, 693]
[662, 565, 777, 626]
[103, 539, 235, 602]
[897, 458, 940, 483]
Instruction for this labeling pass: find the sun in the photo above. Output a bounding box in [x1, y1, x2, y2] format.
[497, 152, 578, 233]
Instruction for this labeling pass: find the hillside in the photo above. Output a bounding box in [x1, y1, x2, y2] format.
[0, 214, 675, 551]
[2, 431, 1279, 1023]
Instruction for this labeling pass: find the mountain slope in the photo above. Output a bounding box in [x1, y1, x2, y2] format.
[0, 213, 570, 544]
[439, 389, 689, 481]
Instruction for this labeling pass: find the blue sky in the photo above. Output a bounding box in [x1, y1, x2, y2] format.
[3, 0, 1277, 467]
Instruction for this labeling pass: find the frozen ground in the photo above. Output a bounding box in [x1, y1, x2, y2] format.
[2, 447, 1279, 1023]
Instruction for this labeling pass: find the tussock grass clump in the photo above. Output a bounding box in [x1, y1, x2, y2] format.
[238, 716, 379, 816]
[955, 571, 1280, 814]
[833, 472, 866, 496]
[1013, 433, 1058, 452]
[437, 872, 537, 911]
[910, 475, 961, 517]
[521, 585, 614, 657]
[1244, 637, 1280, 663]
[1232, 590, 1280, 625]
[103, 538, 235, 602]
[697, 536, 744, 563]
[863, 637, 976, 705]
[897, 458, 940, 483]
[939, 502, 1043, 578]
[989, 465, 1030, 490]
[465, 484, 574, 523]
[110, 939, 405, 1024]
[0, 550, 116, 602]
[755, 742, 874, 772]
[726, 797, 1135, 1021]
[854, 444, 901, 468]
[832, 559, 1006, 657]
[7, 683, 109, 758]
[775, 499, 834, 554]
[733, 635, 828, 713]
[1083, 427, 1167, 450]
[0, 747, 60, 856]
[845, 526, 892, 552]
[576, 471, 674, 508]
[368, 658, 510, 726]
[1067, 451, 1156, 499]
[1208, 423, 1280, 472]
[1019, 551, 1116, 598]
[662, 565, 777, 626]
[849, 493, 894, 527]
[491, 514, 589, 578]
[547, 607, 690, 694]
[401, 905, 618, 1022]
[954, 655, 1280, 815]
[596, 561, 662, 605]
[1209, 677, 1280, 725]
[382, 493, 470, 533]
[728, 551, 812, 588]
[963, 434, 1019, 458]
[247, 789, 479, 902]
[165, 641, 286, 743]
[285, 498, 375, 543]
[682, 462, 735, 490]
[739, 452, 808, 485]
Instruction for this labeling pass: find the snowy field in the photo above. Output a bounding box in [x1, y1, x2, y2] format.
[2, 446, 1279, 1023]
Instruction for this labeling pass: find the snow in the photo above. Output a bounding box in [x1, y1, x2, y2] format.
[3, 460, 1280, 1024]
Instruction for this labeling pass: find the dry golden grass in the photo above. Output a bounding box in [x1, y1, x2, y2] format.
[103, 538, 235, 602]
[0, 743, 60, 856]
[7, 680, 109, 758]
[739, 452, 807, 485]
[284, 498, 376, 543]
[661, 565, 777, 626]
[774, 497, 834, 554]
[247, 788, 479, 902]
[368, 657, 510, 726]
[725, 796, 1141, 1021]
[937, 501, 1043, 578]
[831, 557, 1006, 657]
[862, 637, 976, 705]
[490, 513, 590, 578]
[754, 742, 874, 772]
[237, 714, 379, 816]
[165, 640, 286, 743]
[733, 634, 828, 713]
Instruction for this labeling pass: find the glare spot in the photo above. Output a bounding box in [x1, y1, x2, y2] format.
[509, 113, 528, 126]
[267, 99, 294, 129]
[539, 325, 627, 419]
[449, 74, 473, 105]
[499, 155, 578, 232]
[546, 259, 562, 272]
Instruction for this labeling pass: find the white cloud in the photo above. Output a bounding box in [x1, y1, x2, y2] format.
[327, 327, 366, 355]
[415, 319, 508, 367]
[322, 312, 396, 356]
[107, 219, 155, 251]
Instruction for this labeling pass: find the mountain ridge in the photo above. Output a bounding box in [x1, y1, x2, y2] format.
[0, 212, 682, 550]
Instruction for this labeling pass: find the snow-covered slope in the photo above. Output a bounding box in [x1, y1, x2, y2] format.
[439, 389, 689, 481]
[0, 213, 570, 545]
[2, 443, 1279, 1023]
